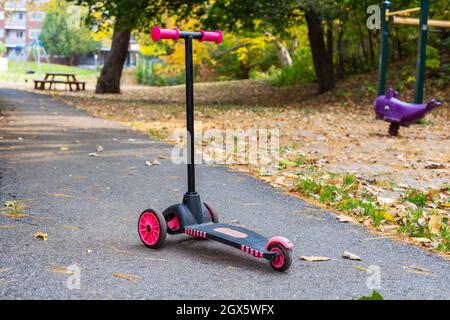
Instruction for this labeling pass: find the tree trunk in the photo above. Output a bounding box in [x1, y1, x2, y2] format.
[95, 27, 131, 94]
[326, 21, 334, 77]
[337, 25, 345, 79]
[304, 9, 335, 93]
[272, 39, 293, 67]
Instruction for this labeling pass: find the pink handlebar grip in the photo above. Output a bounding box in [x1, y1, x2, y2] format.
[199, 30, 223, 44]
[151, 26, 179, 41]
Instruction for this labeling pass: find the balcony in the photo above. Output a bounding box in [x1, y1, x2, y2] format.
[4, 37, 26, 47]
[4, 0, 27, 11]
[5, 19, 26, 29]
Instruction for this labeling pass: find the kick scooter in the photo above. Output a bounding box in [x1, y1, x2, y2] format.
[138, 26, 293, 271]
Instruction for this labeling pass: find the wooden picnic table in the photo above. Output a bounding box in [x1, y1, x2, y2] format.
[34, 72, 86, 91]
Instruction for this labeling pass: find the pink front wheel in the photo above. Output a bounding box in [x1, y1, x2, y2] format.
[268, 243, 292, 272]
[138, 209, 167, 248]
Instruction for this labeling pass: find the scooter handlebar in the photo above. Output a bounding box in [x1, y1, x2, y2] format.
[151, 26, 180, 41]
[151, 26, 223, 44]
[199, 30, 223, 44]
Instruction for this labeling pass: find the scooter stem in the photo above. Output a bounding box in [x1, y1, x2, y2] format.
[185, 36, 196, 194]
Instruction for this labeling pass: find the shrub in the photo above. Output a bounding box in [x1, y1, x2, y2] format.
[269, 47, 316, 86]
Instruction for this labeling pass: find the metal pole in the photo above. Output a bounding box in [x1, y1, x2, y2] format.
[185, 36, 196, 193]
[415, 0, 429, 104]
[377, 0, 391, 96]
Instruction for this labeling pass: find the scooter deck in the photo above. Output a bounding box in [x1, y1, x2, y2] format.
[184, 223, 275, 259]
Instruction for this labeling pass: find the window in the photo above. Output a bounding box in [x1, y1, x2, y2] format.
[18, 12, 24, 20]
[16, 31, 23, 38]
[29, 11, 45, 22]
[0, 11, 4, 20]
[29, 29, 40, 40]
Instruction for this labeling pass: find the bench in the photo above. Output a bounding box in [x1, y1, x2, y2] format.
[34, 72, 86, 92]
[34, 80, 86, 91]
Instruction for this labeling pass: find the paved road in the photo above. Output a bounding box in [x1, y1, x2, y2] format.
[0, 89, 448, 300]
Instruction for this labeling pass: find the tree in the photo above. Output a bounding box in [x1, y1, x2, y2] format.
[0, 41, 6, 57]
[202, 0, 339, 93]
[39, 7, 100, 64]
[74, 0, 202, 94]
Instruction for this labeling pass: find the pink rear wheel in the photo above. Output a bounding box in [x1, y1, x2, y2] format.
[268, 243, 292, 272]
[138, 209, 167, 248]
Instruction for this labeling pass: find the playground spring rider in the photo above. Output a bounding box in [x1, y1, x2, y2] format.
[137, 26, 293, 272]
[375, 0, 446, 136]
[374, 89, 441, 136]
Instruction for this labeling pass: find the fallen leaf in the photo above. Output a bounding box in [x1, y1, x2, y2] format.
[88, 152, 98, 157]
[111, 247, 133, 256]
[342, 251, 362, 261]
[336, 214, 355, 223]
[429, 215, 442, 235]
[355, 290, 384, 300]
[33, 231, 48, 241]
[63, 225, 82, 231]
[48, 266, 74, 275]
[59, 146, 69, 151]
[113, 273, 141, 284]
[424, 162, 446, 169]
[226, 266, 240, 270]
[377, 196, 396, 206]
[412, 237, 432, 244]
[0, 226, 17, 229]
[145, 159, 161, 166]
[145, 257, 169, 262]
[200, 255, 227, 260]
[352, 266, 368, 272]
[0, 268, 11, 273]
[158, 155, 168, 159]
[47, 193, 76, 199]
[97, 145, 104, 152]
[300, 256, 332, 262]
[403, 265, 434, 276]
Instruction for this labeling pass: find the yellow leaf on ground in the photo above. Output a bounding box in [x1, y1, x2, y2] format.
[352, 266, 368, 272]
[226, 266, 240, 270]
[382, 212, 395, 221]
[113, 273, 141, 284]
[429, 215, 442, 235]
[0, 226, 17, 229]
[33, 231, 48, 241]
[47, 193, 77, 199]
[300, 256, 332, 262]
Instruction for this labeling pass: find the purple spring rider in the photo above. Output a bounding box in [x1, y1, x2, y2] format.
[374, 88, 441, 136]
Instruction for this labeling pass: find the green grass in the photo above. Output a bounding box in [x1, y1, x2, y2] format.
[402, 189, 427, 208]
[0, 61, 98, 83]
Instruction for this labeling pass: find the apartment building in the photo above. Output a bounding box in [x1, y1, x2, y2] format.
[0, 0, 47, 55]
[0, 1, 139, 67]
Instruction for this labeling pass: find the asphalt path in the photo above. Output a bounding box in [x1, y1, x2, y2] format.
[0, 89, 448, 299]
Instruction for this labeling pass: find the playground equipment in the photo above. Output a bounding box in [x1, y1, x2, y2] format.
[374, 88, 441, 135]
[137, 26, 293, 272]
[8, 40, 50, 82]
[375, 0, 447, 135]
